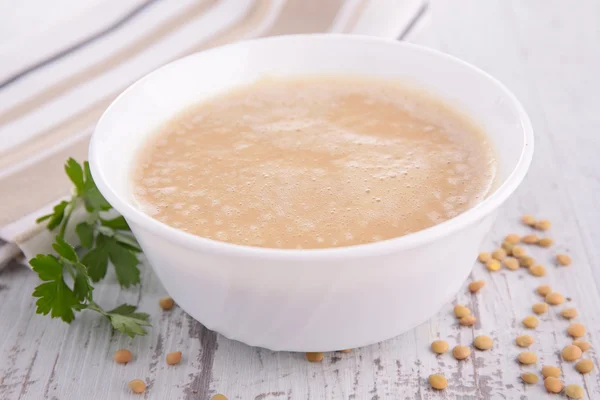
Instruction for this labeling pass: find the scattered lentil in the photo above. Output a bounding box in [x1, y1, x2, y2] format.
[537, 237, 554, 248]
[473, 335, 493, 350]
[428, 374, 448, 390]
[478, 252, 491, 263]
[306, 352, 324, 362]
[567, 323, 586, 338]
[504, 257, 520, 271]
[431, 340, 449, 354]
[536, 285, 552, 296]
[505, 234, 521, 244]
[453, 305, 471, 318]
[557, 254, 572, 266]
[572, 340, 590, 352]
[575, 359, 594, 374]
[521, 214, 536, 226]
[544, 377, 563, 394]
[532, 302, 548, 314]
[459, 315, 476, 326]
[534, 219, 551, 231]
[529, 264, 547, 277]
[565, 384, 584, 399]
[517, 351, 538, 365]
[522, 234, 539, 244]
[468, 280, 485, 293]
[113, 349, 132, 364]
[452, 345, 471, 360]
[515, 335, 534, 347]
[511, 246, 526, 258]
[128, 379, 146, 394]
[542, 365, 561, 378]
[159, 296, 175, 310]
[518, 255, 535, 268]
[501, 241, 514, 254]
[561, 308, 578, 319]
[486, 260, 502, 272]
[166, 351, 182, 365]
[211, 395, 228, 400]
[545, 292, 565, 305]
[520, 372, 538, 384]
[492, 248, 507, 261]
[522, 315, 539, 329]
[562, 345, 582, 361]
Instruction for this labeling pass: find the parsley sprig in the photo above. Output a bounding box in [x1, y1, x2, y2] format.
[30, 159, 150, 337]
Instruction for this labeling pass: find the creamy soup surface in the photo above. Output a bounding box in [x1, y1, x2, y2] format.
[132, 76, 497, 249]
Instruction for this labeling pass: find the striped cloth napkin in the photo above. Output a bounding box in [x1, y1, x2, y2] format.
[0, 0, 425, 268]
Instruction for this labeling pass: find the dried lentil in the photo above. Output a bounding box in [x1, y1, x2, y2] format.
[515, 335, 534, 347]
[529, 264, 547, 277]
[572, 340, 590, 352]
[542, 365, 561, 378]
[166, 351, 182, 365]
[565, 384, 584, 399]
[128, 379, 146, 394]
[557, 254, 572, 266]
[459, 315, 476, 326]
[567, 323, 586, 338]
[517, 351, 538, 365]
[522, 315, 539, 329]
[519, 255, 535, 268]
[486, 259, 502, 272]
[159, 296, 175, 310]
[505, 234, 521, 244]
[492, 248, 507, 261]
[522, 234, 539, 244]
[478, 252, 491, 263]
[452, 345, 471, 360]
[114, 349, 132, 364]
[473, 335, 493, 350]
[211, 395, 228, 400]
[575, 359, 594, 374]
[537, 237, 554, 248]
[534, 219, 551, 231]
[504, 257, 520, 271]
[544, 377, 563, 393]
[306, 352, 324, 362]
[453, 305, 471, 318]
[521, 372, 539, 384]
[512, 246, 526, 258]
[521, 214, 536, 226]
[545, 292, 565, 305]
[428, 374, 448, 390]
[532, 302, 548, 314]
[561, 308, 578, 319]
[536, 285, 552, 296]
[468, 280, 485, 293]
[562, 345, 582, 361]
[431, 340, 449, 354]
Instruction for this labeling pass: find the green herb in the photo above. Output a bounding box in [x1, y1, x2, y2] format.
[30, 158, 150, 337]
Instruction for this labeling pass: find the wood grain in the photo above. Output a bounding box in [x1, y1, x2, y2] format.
[2, 1, 600, 399]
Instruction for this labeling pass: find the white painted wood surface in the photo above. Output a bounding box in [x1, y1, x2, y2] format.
[2, 0, 600, 398]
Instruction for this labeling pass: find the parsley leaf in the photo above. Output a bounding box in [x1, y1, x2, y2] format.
[30, 158, 150, 338]
[102, 304, 151, 337]
[106, 237, 140, 287]
[30, 254, 85, 323]
[82, 161, 111, 212]
[76, 222, 95, 249]
[36, 200, 69, 230]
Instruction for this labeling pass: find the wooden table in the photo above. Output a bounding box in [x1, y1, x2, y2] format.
[2, 1, 600, 398]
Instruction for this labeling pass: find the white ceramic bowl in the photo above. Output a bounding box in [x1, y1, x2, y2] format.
[89, 34, 533, 351]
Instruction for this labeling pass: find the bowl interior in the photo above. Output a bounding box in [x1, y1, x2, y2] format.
[90, 34, 533, 255]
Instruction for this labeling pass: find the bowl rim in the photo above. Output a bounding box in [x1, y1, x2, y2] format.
[89, 33, 534, 260]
